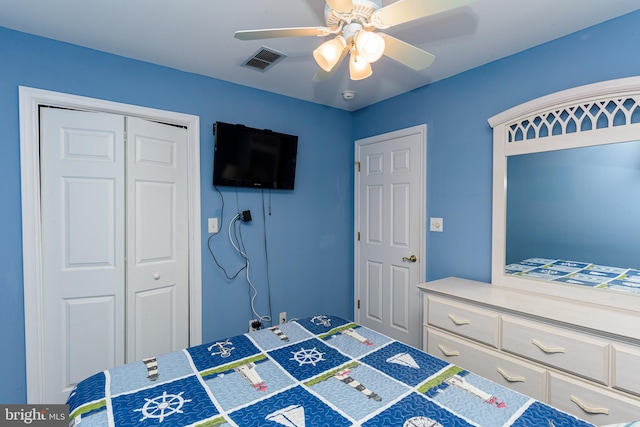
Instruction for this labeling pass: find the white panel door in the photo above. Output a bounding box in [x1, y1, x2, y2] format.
[126, 117, 190, 361]
[355, 126, 425, 348]
[40, 108, 126, 403]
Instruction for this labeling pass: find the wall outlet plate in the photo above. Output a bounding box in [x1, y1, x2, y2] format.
[279, 312, 287, 324]
[430, 217, 443, 232]
[249, 319, 259, 332]
[208, 217, 219, 233]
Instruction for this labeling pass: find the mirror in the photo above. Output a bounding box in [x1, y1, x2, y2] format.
[505, 140, 640, 293]
[488, 77, 640, 309]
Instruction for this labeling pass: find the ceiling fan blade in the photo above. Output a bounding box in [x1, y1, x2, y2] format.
[312, 47, 349, 82]
[235, 27, 330, 40]
[325, 0, 355, 13]
[380, 34, 435, 70]
[374, 0, 476, 28]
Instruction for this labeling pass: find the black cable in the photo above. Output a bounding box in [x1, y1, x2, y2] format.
[214, 184, 225, 219]
[207, 234, 246, 280]
[235, 186, 241, 216]
[208, 185, 247, 280]
[211, 186, 273, 326]
[230, 190, 256, 322]
[262, 189, 274, 326]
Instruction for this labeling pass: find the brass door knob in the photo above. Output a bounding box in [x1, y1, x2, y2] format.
[402, 255, 417, 263]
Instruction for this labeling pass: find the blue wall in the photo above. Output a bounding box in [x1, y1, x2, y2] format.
[2, 9, 640, 403]
[354, 10, 640, 283]
[0, 27, 353, 403]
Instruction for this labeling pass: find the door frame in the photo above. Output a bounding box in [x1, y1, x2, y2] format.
[19, 86, 202, 403]
[353, 124, 427, 326]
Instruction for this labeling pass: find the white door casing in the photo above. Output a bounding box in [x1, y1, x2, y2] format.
[20, 87, 202, 404]
[354, 125, 426, 348]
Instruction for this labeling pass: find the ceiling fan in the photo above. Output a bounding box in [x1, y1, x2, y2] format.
[234, 0, 475, 81]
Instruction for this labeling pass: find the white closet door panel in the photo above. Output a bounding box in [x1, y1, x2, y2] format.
[126, 117, 189, 361]
[65, 177, 117, 267]
[135, 181, 175, 262]
[65, 296, 117, 385]
[135, 286, 176, 358]
[40, 108, 126, 403]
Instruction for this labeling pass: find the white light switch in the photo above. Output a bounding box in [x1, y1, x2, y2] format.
[430, 217, 443, 232]
[208, 217, 219, 234]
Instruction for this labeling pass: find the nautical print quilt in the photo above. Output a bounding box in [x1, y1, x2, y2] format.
[67, 315, 594, 426]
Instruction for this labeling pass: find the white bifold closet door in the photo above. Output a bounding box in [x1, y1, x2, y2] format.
[39, 107, 189, 403]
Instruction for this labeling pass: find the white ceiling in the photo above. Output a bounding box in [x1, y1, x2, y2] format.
[1, 0, 639, 111]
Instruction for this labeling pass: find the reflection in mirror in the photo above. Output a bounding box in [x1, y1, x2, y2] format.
[505, 140, 640, 292]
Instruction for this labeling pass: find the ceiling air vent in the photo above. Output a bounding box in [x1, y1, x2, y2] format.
[242, 47, 287, 72]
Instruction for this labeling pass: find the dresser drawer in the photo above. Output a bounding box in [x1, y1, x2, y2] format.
[502, 316, 609, 384]
[427, 296, 499, 347]
[549, 372, 640, 425]
[426, 327, 547, 401]
[612, 343, 640, 396]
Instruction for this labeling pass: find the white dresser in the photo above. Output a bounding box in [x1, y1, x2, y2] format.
[419, 277, 640, 425]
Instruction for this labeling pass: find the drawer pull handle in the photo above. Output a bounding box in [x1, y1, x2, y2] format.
[496, 367, 525, 383]
[437, 344, 460, 357]
[448, 314, 471, 326]
[569, 395, 609, 415]
[532, 338, 565, 354]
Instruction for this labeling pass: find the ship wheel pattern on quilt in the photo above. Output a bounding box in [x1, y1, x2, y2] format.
[290, 347, 326, 366]
[134, 390, 192, 422]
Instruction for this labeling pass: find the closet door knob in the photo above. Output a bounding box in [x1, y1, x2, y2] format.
[402, 255, 417, 263]
[154, 273, 161, 280]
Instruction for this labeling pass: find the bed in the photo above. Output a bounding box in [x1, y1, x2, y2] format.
[68, 314, 598, 426]
[505, 258, 640, 293]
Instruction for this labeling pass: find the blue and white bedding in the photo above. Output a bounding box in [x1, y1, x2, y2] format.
[68, 315, 596, 427]
[505, 258, 640, 293]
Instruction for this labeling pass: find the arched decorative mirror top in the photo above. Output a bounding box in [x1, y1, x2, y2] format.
[488, 77, 640, 312]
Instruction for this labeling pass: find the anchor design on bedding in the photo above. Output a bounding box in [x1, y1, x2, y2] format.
[208, 339, 235, 358]
[310, 315, 332, 327]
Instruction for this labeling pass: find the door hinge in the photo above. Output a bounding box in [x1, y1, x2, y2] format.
[357, 299, 361, 309]
[356, 161, 361, 172]
[357, 231, 360, 241]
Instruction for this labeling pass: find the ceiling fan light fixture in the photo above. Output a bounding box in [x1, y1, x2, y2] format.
[354, 30, 385, 63]
[349, 54, 372, 80]
[313, 36, 347, 72]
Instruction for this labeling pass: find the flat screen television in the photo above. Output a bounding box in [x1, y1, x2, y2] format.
[213, 122, 298, 190]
